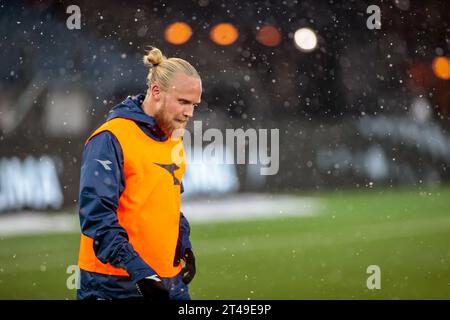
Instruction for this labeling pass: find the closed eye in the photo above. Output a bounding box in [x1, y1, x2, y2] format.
[179, 99, 200, 107]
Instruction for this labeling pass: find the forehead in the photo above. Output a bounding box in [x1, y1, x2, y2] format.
[167, 73, 202, 99]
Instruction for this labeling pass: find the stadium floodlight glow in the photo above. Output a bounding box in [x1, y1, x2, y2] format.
[165, 22, 192, 45]
[293, 27, 317, 52]
[210, 23, 239, 46]
[432, 56, 450, 80]
[256, 25, 282, 47]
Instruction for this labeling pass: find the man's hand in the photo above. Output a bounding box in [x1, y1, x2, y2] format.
[181, 248, 196, 284]
[136, 275, 170, 300]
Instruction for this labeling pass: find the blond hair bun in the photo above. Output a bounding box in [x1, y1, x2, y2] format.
[143, 47, 166, 67]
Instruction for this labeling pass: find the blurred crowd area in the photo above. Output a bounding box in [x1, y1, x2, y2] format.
[0, 0, 449, 212]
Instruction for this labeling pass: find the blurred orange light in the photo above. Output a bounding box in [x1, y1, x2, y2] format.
[256, 25, 282, 47]
[165, 22, 192, 45]
[210, 23, 238, 46]
[432, 56, 450, 80]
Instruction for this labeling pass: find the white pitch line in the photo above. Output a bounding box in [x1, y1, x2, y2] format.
[0, 212, 79, 237]
[181, 194, 320, 224]
[0, 194, 320, 237]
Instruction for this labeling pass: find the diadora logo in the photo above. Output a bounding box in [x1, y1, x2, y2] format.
[95, 159, 112, 171]
[146, 275, 162, 282]
[154, 162, 181, 185]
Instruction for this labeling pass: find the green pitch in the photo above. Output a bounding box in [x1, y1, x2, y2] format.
[1, 186, 449, 299]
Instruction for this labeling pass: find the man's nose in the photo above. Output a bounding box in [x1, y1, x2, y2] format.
[183, 105, 194, 118]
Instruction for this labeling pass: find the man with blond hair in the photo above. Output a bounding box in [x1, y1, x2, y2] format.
[77, 47, 202, 300]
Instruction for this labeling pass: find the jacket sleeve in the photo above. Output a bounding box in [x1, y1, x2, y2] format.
[79, 130, 156, 283]
[179, 211, 192, 252]
[179, 181, 192, 252]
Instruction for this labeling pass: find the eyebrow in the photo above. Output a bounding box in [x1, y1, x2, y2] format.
[179, 98, 201, 105]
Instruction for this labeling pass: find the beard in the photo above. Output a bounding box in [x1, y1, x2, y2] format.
[154, 104, 188, 138]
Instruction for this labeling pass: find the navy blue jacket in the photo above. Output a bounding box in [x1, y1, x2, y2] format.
[78, 94, 192, 283]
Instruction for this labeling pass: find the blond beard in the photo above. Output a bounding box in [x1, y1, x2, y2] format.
[154, 103, 186, 139]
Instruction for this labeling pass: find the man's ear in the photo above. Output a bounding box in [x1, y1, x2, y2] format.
[150, 83, 162, 101]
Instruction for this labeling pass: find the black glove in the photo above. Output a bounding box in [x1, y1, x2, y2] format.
[181, 248, 196, 285]
[136, 275, 170, 300]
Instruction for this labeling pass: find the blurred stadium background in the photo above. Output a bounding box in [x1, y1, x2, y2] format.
[0, 0, 449, 299]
